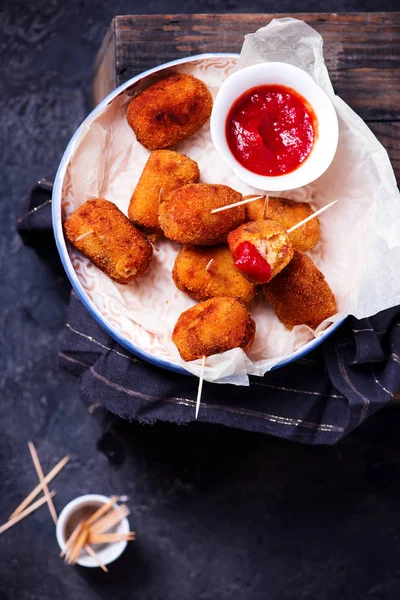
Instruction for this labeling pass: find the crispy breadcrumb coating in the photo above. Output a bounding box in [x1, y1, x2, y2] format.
[128, 150, 200, 232]
[159, 183, 245, 245]
[127, 73, 213, 150]
[64, 199, 153, 284]
[262, 250, 337, 330]
[172, 297, 256, 361]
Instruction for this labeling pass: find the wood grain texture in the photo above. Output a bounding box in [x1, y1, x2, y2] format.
[93, 13, 400, 181]
[112, 13, 400, 120]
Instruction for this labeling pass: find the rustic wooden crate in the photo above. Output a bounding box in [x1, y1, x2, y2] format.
[93, 13, 400, 181]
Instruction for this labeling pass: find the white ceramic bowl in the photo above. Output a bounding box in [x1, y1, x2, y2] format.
[210, 62, 339, 191]
[56, 494, 130, 568]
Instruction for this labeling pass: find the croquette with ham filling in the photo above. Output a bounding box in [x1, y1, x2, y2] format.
[159, 183, 245, 245]
[127, 73, 213, 150]
[172, 245, 257, 304]
[228, 220, 293, 284]
[245, 196, 320, 252]
[172, 297, 256, 362]
[262, 250, 337, 330]
[128, 150, 200, 232]
[64, 199, 153, 284]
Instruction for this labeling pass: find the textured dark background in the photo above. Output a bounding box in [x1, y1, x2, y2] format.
[1, 2, 400, 599]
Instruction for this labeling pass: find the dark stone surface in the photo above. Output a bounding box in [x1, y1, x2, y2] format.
[1, 2, 400, 599]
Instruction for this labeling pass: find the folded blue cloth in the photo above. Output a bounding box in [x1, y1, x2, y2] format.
[18, 180, 400, 444]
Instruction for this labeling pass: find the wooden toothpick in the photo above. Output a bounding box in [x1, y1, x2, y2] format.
[287, 200, 337, 234]
[0, 492, 56, 536]
[211, 195, 265, 214]
[9, 454, 70, 520]
[84, 545, 109, 573]
[195, 356, 206, 419]
[205, 258, 214, 271]
[76, 230, 93, 242]
[263, 194, 270, 219]
[28, 441, 58, 524]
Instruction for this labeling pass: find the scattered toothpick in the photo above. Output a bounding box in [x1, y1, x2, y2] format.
[287, 200, 337, 234]
[9, 454, 70, 520]
[205, 258, 214, 271]
[28, 441, 58, 524]
[158, 187, 164, 203]
[195, 356, 206, 419]
[76, 230, 93, 242]
[0, 492, 56, 536]
[211, 195, 265, 214]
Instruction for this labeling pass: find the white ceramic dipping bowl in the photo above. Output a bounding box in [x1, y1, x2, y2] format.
[56, 494, 130, 568]
[210, 62, 339, 191]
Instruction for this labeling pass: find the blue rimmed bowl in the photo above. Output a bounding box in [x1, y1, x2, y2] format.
[52, 53, 344, 377]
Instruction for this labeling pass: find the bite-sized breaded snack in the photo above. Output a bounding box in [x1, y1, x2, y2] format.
[227, 220, 293, 284]
[262, 250, 337, 330]
[128, 150, 200, 232]
[172, 245, 257, 304]
[127, 73, 213, 150]
[159, 183, 245, 245]
[172, 297, 256, 362]
[245, 196, 320, 252]
[64, 199, 153, 284]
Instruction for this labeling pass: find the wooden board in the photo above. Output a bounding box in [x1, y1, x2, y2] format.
[93, 13, 400, 182]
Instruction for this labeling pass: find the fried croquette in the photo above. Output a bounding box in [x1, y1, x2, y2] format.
[262, 250, 337, 330]
[227, 220, 294, 284]
[128, 150, 200, 232]
[172, 245, 257, 304]
[64, 199, 153, 284]
[159, 183, 245, 245]
[127, 73, 213, 150]
[172, 297, 256, 361]
[245, 196, 320, 252]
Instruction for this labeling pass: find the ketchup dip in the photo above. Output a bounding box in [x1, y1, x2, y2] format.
[226, 84, 317, 177]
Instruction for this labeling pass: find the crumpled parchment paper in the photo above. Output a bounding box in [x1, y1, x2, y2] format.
[62, 18, 400, 385]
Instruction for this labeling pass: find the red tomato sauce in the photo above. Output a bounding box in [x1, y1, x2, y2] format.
[233, 241, 272, 284]
[226, 84, 317, 177]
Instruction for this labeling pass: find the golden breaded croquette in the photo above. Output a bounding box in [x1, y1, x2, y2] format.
[227, 220, 293, 284]
[159, 183, 245, 245]
[262, 250, 337, 330]
[172, 245, 257, 304]
[245, 196, 320, 252]
[127, 73, 213, 150]
[64, 199, 153, 284]
[128, 150, 200, 232]
[172, 297, 256, 362]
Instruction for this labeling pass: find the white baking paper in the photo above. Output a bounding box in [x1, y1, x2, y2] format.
[62, 18, 400, 385]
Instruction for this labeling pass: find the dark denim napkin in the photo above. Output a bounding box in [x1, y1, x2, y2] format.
[18, 179, 400, 444]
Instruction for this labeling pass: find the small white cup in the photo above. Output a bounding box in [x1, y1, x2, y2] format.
[56, 494, 130, 568]
[210, 62, 339, 191]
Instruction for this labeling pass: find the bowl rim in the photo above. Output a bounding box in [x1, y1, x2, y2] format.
[52, 52, 346, 378]
[210, 61, 339, 191]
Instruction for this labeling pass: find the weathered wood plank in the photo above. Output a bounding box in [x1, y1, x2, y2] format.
[92, 19, 116, 107]
[110, 13, 400, 122]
